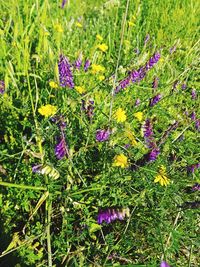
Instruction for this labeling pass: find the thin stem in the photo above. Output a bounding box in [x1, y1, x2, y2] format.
[0, 181, 47, 191]
[108, 0, 130, 123]
[46, 198, 53, 267]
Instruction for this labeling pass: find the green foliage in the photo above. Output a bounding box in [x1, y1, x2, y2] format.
[0, 0, 199, 266]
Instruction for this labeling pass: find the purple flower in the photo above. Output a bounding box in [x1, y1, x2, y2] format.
[74, 53, 82, 70]
[135, 98, 140, 106]
[0, 80, 5, 94]
[114, 52, 160, 94]
[58, 54, 74, 88]
[195, 119, 200, 131]
[143, 119, 153, 138]
[192, 183, 200, 191]
[191, 89, 196, 99]
[190, 112, 196, 121]
[55, 135, 69, 160]
[187, 162, 200, 173]
[181, 83, 187, 90]
[61, 0, 67, 8]
[51, 115, 66, 129]
[84, 59, 90, 72]
[96, 129, 111, 142]
[160, 261, 171, 267]
[150, 93, 162, 107]
[170, 45, 176, 54]
[152, 77, 159, 89]
[82, 99, 95, 119]
[97, 208, 129, 224]
[144, 34, 150, 45]
[148, 147, 160, 161]
[32, 164, 43, 173]
[145, 52, 160, 71]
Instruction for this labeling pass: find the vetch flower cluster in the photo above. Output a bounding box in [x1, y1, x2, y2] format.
[0, 80, 5, 94]
[96, 129, 111, 142]
[115, 52, 160, 93]
[58, 54, 74, 88]
[97, 208, 130, 224]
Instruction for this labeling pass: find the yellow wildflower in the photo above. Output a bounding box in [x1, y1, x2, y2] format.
[97, 43, 108, 52]
[115, 108, 127, 123]
[75, 22, 83, 28]
[128, 21, 135, 27]
[96, 34, 103, 41]
[49, 81, 58, 89]
[98, 75, 105, 81]
[113, 154, 128, 168]
[154, 166, 170, 186]
[91, 64, 105, 74]
[0, 29, 4, 35]
[134, 112, 143, 122]
[54, 24, 63, 33]
[75, 86, 86, 94]
[38, 104, 57, 118]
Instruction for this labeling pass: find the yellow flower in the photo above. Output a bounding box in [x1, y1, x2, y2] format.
[49, 81, 58, 89]
[96, 34, 103, 41]
[0, 29, 4, 35]
[38, 104, 57, 118]
[98, 75, 105, 81]
[128, 21, 135, 27]
[134, 112, 143, 122]
[97, 43, 108, 52]
[54, 24, 63, 33]
[91, 64, 105, 74]
[159, 57, 165, 63]
[154, 166, 170, 186]
[75, 22, 83, 28]
[113, 154, 128, 168]
[115, 108, 127, 123]
[75, 86, 86, 94]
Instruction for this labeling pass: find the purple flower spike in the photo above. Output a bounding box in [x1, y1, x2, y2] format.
[144, 34, 150, 45]
[55, 135, 69, 160]
[160, 261, 171, 267]
[135, 98, 140, 106]
[58, 54, 74, 88]
[192, 183, 200, 191]
[187, 162, 200, 173]
[61, 0, 67, 8]
[191, 89, 196, 100]
[150, 93, 162, 107]
[143, 119, 153, 138]
[84, 59, 90, 72]
[195, 119, 200, 131]
[148, 147, 160, 161]
[152, 77, 159, 89]
[145, 52, 160, 71]
[96, 129, 111, 142]
[32, 164, 43, 173]
[74, 53, 82, 70]
[181, 83, 187, 90]
[97, 208, 129, 224]
[0, 80, 5, 94]
[190, 112, 196, 121]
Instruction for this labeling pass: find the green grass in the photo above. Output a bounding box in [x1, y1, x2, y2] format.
[0, 0, 199, 266]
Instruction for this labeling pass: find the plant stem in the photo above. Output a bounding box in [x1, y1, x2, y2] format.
[46, 198, 53, 267]
[0, 181, 46, 191]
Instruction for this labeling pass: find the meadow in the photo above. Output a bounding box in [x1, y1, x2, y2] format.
[0, 0, 199, 266]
